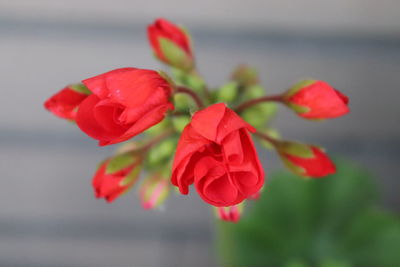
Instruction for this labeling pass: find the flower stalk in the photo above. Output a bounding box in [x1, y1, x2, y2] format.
[235, 94, 284, 113]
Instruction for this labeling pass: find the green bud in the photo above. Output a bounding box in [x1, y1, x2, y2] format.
[172, 116, 190, 133]
[241, 102, 278, 128]
[231, 65, 259, 86]
[173, 93, 195, 111]
[216, 81, 239, 103]
[243, 84, 265, 99]
[186, 73, 206, 94]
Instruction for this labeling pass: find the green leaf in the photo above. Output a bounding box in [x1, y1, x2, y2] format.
[105, 154, 136, 174]
[217, 160, 397, 267]
[159, 38, 193, 70]
[69, 83, 91, 95]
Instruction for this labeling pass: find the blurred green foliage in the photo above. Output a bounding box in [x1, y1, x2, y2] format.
[217, 160, 400, 267]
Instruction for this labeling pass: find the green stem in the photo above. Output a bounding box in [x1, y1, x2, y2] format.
[175, 86, 204, 108]
[235, 94, 284, 113]
[253, 131, 279, 146]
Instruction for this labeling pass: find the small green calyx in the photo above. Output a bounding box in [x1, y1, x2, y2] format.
[120, 165, 141, 187]
[280, 156, 308, 177]
[285, 79, 316, 97]
[286, 102, 311, 114]
[276, 141, 315, 159]
[106, 154, 137, 174]
[159, 38, 193, 71]
[69, 83, 91, 95]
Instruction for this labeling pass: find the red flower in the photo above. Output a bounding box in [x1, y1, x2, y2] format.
[93, 155, 141, 203]
[285, 80, 349, 119]
[171, 103, 264, 207]
[147, 18, 193, 70]
[216, 204, 242, 223]
[44, 85, 89, 120]
[76, 68, 174, 146]
[276, 141, 336, 177]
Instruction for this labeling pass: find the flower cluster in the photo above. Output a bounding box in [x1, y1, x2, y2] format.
[44, 18, 350, 222]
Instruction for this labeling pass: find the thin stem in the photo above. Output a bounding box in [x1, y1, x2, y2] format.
[235, 94, 284, 113]
[175, 87, 204, 108]
[253, 131, 279, 146]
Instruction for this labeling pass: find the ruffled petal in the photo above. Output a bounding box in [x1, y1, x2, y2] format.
[83, 68, 134, 99]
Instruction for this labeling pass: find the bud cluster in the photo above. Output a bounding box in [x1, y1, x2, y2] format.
[44, 18, 350, 222]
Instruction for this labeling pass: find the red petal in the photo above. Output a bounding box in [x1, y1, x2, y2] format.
[289, 81, 350, 119]
[82, 68, 135, 99]
[286, 147, 336, 177]
[44, 87, 87, 120]
[76, 95, 126, 143]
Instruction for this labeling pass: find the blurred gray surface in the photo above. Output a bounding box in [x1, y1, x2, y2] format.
[1, 1, 400, 266]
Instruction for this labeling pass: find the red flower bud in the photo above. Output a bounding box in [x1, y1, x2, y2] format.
[171, 103, 264, 207]
[147, 18, 193, 70]
[216, 204, 243, 223]
[139, 174, 170, 210]
[93, 154, 142, 202]
[44, 84, 90, 120]
[284, 80, 349, 119]
[76, 68, 174, 146]
[276, 141, 335, 177]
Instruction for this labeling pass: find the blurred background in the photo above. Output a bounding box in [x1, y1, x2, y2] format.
[0, 0, 399, 266]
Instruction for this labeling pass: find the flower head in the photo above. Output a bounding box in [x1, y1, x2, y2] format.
[76, 68, 174, 146]
[93, 154, 142, 202]
[284, 80, 349, 119]
[171, 103, 264, 207]
[147, 18, 193, 70]
[276, 141, 335, 177]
